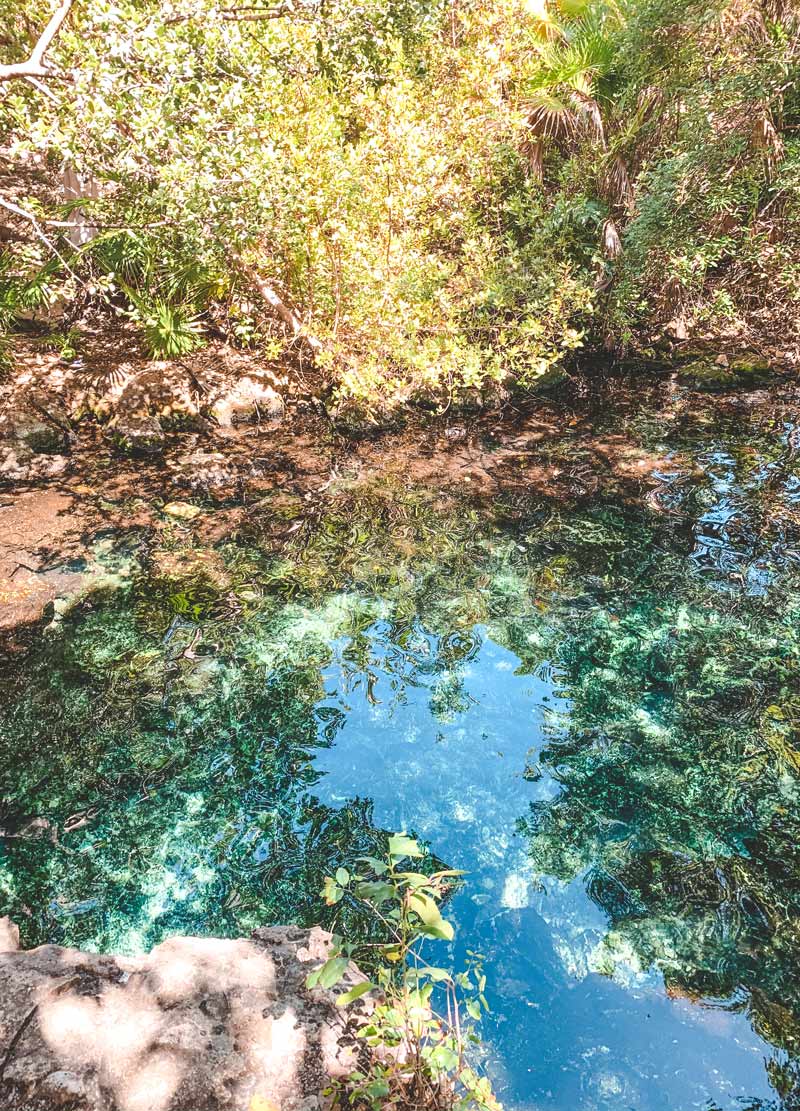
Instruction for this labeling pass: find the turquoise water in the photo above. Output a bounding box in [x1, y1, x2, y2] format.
[314, 625, 776, 1110]
[1, 410, 800, 1109]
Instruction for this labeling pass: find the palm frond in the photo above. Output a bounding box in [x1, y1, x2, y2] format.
[523, 0, 564, 42]
[567, 23, 617, 83]
[522, 137, 545, 182]
[751, 111, 784, 181]
[160, 253, 224, 305]
[570, 89, 605, 144]
[142, 299, 205, 359]
[86, 229, 154, 284]
[600, 154, 632, 206]
[602, 217, 622, 259]
[527, 90, 578, 140]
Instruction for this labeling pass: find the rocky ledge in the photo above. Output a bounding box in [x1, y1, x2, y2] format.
[0, 919, 368, 1111]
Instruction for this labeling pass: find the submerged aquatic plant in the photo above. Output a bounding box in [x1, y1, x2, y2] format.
[1, 414, 800, 1101]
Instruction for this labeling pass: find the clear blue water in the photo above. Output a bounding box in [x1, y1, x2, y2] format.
[314, 625, 773, 1110]
[2, 408, 800, 1109]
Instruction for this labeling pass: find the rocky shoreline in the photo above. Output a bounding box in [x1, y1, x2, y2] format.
[1, 332, 797, 643]
[0, 918, 370, 1111]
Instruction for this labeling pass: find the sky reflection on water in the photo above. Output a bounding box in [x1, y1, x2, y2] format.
[312, 625, 774, 1111]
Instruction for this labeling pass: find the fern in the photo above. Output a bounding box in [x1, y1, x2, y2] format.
[85, 229, 154, 285]
[0, 253, 59, 327]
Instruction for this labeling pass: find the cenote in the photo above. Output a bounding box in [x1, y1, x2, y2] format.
[2, 400, 800, 1111]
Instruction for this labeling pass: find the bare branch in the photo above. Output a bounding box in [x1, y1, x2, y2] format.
[221, 8, 295, 20]
[166, 4, 301, 24]
[0, 194, 169, 232]
[24, 75, 59, 101]
[0, 195, 82, 282]
[0, 0, 74, 83]
[232, 253, 325, 354]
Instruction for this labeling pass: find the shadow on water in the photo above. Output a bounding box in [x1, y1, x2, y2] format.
[1, 398, 800, 1109]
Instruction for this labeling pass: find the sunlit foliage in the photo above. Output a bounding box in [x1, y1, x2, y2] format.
[1, 0, 796, 411]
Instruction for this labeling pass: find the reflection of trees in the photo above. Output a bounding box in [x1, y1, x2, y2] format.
[3, 454, 800, 1100]
[0, 595, 390, 952]
[518, 583, 800, 1076]
[333, 622, 482, 723]
[0, 572, 469, 954]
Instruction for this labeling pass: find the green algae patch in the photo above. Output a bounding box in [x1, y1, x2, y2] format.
[678, 355, 773, 392]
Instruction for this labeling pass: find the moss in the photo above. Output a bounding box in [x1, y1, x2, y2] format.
[678, 355, 773, 392]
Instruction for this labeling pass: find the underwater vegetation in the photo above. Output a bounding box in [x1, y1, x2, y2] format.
[1, 410, 800, 1107]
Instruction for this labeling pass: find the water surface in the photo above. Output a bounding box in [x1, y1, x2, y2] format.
[2, 404, 800, 1110]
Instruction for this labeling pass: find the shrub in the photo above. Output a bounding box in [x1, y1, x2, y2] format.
[306, 833, 501, 1111]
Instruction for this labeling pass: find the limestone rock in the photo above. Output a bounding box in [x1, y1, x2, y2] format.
[168, 449, 240, 492]
[17, 418, 66, 454]
[0, 493, 88, 632]
[0, 916, 20, 951]
[0, 923, 372, 1111]
[0, 398, 70, 456]
[75, 364, 203, 431]
[209, 376, 284, 429]
[109, 412, 166, 455]
[162, 501, 202, 521]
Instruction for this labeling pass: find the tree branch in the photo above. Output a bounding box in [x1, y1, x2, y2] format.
[0, 0, 74, 83]
[0, 195, 82, 282]
[0, 194, 169, 232]
[166, 4, 301, 24]
[232, 253, 325, 355]
[24, 74, 59, 101]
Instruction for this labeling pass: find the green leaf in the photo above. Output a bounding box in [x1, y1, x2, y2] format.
[419, 920, 455, 941]
[397, 871, 434, 888]
[354, 880, 395, 905]
[409, 892, 454, 940]
[406, 965, 452, 983]
[357, 855, 389, 875]
[466, 999, 482, 1021]
[321, 876, 343, 905]
[423, 965, 453, 982]
[336, 980, 374, 1006]
[408, 891, 440, 924]
[335, 867, 350, 887]
[430, 1044, 460, 1071]
[316, 956, 350, 989]
[387, 833, 423, 858]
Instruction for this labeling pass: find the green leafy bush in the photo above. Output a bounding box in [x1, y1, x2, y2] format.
[307, 834, 500, 1111]
[0, 0, 797, 405]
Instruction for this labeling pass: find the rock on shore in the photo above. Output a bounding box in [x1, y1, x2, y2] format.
[0, 919, 368, 1111]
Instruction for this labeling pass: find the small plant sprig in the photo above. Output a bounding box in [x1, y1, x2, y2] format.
[33, 327, 82, 361]
[306, 833, 501, 1111]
